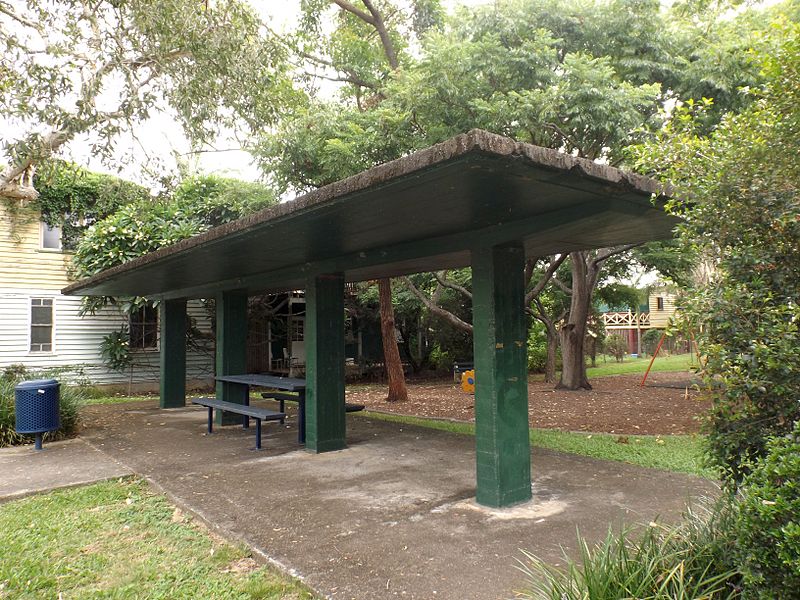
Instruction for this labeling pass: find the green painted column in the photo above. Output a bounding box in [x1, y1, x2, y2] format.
[159, 299, 187, 408]
[305, 273, 346, 453]
[216, 290, 248, 424]
[471, 242, 531, 507]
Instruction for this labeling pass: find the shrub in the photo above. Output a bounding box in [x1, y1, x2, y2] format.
[527, 324, 548, 373]
[642, 328, 664, 356]
[519, 497, 741, 599]
[734, 423, 800, 597]
[605, 334, 628, 363]
[0, 372, 84, 448]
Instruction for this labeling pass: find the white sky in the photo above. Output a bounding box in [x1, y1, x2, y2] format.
[62, 1, 493, 188]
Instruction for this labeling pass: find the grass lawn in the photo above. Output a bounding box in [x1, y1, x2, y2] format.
[0, 478, 316, 600]
[584, 353, 696, 378]
[359, 412, 717, 479]
[82, 394, 157, 406]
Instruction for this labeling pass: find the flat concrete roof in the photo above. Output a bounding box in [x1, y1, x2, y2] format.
[63, 129, 675, 299]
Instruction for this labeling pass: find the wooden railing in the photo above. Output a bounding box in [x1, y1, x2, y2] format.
[601, 311, 650, 329]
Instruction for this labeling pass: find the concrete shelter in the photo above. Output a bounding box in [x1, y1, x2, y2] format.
[63, 129, 676, 508]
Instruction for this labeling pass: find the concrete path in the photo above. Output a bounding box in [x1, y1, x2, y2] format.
[78, 400, 717, 600]
[0, 437, 131, 502]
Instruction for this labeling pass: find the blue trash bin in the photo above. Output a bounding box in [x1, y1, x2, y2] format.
[15, 379, 60, 450]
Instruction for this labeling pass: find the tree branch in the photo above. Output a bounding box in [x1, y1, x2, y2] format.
[0, 0, 44, 32]
[525, 253, 568, 305]
[432, 271, 472, 300]
[361, 0, 400, 70]
[330, 0, 375, 25]
[551, 275, 573, 295]
[401, 276, 473, 332]
[592, 243, 642, 268]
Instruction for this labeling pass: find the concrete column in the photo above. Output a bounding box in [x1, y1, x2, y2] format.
[471, 243, 531, 507]
[305, 273, 346, 453]
[216, 290, 248, 424]
[159, 299, 187, 408]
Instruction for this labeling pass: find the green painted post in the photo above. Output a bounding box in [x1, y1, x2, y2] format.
[159, 299, 187, 408]
[471, 243, 531, 507]
[216, 290, 248, 424]
[305, 273, 346, 453]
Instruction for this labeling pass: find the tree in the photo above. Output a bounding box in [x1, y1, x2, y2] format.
[272, 0, 445, 402]
[0, 0, 292, 200]
[73, 174, 277, 312]
[262, 0, 776, 390]
[630, 21, 800, 482]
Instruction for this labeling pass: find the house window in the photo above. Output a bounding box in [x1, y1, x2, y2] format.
[30, 298, 54, 352]
[290, 318, 304, 342]
[129, 306, 159, 350]
[656, 297, 665, 311]
[40, 222, 62, 250]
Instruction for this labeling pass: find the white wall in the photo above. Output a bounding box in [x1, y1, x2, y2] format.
[0, 289, 213, 386]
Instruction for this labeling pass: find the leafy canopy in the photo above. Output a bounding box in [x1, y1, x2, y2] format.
[72, 174, 277, 313]
[0, 0, 295, 194]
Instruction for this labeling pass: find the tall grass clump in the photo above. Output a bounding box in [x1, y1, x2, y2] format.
[520, 424, 800, 599]
[0, 367, 84, 447]
[518, 498, 741, 599]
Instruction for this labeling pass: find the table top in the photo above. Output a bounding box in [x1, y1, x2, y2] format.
[215, 373, 306, 391]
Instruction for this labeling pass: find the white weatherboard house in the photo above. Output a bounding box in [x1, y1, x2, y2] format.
[0, 201, 213, 388]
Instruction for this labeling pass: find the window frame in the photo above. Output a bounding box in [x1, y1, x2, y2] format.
[29, 297, 55, 353]
[656, 296, 665, 311]
[39, 221, 63, 252]
[129, 305, 160, 352]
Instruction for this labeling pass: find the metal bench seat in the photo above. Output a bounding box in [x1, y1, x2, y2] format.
[192, 398, 285, 450]
[260, 392, 365, 414]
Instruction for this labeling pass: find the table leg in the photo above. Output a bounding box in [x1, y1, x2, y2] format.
[255, 419, 262, 450]
[208, 406, 214, 434]
[298, 390, 306, 445]
[243, 384, 250, 429]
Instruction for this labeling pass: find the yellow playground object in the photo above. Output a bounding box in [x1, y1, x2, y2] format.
[461, 369, 475, 393]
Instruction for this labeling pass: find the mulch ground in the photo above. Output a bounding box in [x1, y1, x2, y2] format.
[346, 371, 711, 436]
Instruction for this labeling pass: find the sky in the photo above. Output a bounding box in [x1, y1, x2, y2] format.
[63, 1, 494, 189]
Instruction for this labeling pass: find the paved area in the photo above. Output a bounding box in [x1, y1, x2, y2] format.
[76, 400, 716, 600]
[0, 437, 131, 502]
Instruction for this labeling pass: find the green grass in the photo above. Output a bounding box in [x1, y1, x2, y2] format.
[360, 412, 717, 479]
[0, 478, 316, 600]
[82, 395, 158, 406]
[583, 353, 696, 378]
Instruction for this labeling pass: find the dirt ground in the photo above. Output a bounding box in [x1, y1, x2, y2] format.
[346, 371, 710, 435]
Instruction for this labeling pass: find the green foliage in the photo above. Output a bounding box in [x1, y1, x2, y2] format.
[34, 164, 151, 249]
[519, 499, 740, 599]
[0, 370, 83, 448]
[527, 322, 548, 373]
[642, 328, 664, 355]
[100, 328, 133, 373]
[605, 333, 629, 362]
[734, 423, 800, 596]
[71, 173, 276, 314]
[173, 175, 277, 228]
[518, 426, 800, 600]
[1, 0, 294, 182]
[262, 0, 782, 193]
[630, 22, 800, 483]
[596, 283, 641, 312]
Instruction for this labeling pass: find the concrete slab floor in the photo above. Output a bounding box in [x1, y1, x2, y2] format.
[79, 401, 717, 600]
[0, 437, 131, 502]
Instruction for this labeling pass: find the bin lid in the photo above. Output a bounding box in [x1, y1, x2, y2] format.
[15, 379, 60, 390]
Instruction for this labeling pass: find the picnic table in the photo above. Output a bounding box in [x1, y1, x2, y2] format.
[215, 374, 307, 443]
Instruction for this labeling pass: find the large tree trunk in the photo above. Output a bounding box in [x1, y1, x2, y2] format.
[557, 252, 595, 390]
[378, 278, 408, 402]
